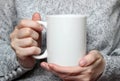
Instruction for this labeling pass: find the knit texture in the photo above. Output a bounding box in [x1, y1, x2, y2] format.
[0, 0, 120, 81]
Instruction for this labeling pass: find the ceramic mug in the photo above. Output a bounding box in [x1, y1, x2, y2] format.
[33, 15, 87, 66]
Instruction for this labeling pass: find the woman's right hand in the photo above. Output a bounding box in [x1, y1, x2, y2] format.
[10, 13, 43, 69]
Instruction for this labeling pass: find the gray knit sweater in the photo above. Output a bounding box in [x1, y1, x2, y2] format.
[0, 0, 120, 81]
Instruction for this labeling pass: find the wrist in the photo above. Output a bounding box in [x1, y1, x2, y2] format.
[17, 57, 35, 69]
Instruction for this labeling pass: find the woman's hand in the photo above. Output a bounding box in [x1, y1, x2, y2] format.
[41, 50, 105, 81]
[10, 13, 43, 68]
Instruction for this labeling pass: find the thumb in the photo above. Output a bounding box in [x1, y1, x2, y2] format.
[32, 12, 41, 21]
[79, 50, 100, 67]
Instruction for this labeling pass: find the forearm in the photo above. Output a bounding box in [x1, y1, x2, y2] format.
[0, 0, 32, 80]
[0, 40, 32, 81]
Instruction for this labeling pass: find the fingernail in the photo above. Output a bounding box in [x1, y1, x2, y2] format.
[80, 59, 87, 67]
[41, 62, 45, 67]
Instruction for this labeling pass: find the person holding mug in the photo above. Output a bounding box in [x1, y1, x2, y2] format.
[0, 0, 120, 81]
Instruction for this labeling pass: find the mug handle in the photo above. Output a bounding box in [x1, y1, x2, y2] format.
[33, 21, 48, 59]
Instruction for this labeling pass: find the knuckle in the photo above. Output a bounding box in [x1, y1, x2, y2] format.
[27, 38, 34, 45]
[31, 47, 41, 54]
[27, 38, 38, 46]
[10, 33, 13, 39]
[16, 49, 25, 60]
[25, 28, 32, 36]
[31, 47, 37, 53]
[33, 41, 38, 46]
[87, 69, 94, 75]
[89, 50, 102, 59]
[10, 30, 17, 39]
[90, 50, 98, 54]
[34, 32, 39, 40]
[10, 41, 15, 48]
[10, 39, 17, 49]
[20, 20, 25, 25]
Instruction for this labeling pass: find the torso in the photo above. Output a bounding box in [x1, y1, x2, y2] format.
[15, 0, 120, 80]
[16, 0, 120, 54]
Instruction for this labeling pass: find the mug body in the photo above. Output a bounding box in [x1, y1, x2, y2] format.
[47, 15, 86, 66]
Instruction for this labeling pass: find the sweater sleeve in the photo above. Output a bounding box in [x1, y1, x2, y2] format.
[98, 51, 120, 81]
[0, 0, 32, 81]
[97, 30, 120, 81]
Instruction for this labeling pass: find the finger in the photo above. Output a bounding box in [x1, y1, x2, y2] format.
[17, 19, 42, 32]
[10, 27, 19, 40]
[41, 63, 87, 81]
[14, 38, 38, 47]
[16, 46, 41, 59]
[41, 63, 88, 81]
[47, 64, 84, 75]
[91, 53, 105, 72]
[62, 75, 85, 81]
[32, 12, 41, 21]
[41, 62, 51, 70]
[17, 28, 39, 40]
[79, 50, 101, 67]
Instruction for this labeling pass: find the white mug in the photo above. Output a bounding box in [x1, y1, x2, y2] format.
[33, 15, 87, 66]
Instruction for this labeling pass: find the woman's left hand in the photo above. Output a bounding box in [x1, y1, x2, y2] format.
[41, 50, 105, 81]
